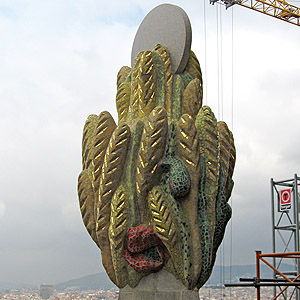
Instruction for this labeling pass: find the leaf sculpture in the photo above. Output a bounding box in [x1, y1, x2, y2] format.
[93, 112, 116, 198]
[154, 44, 173, 115]
[163, 186, 193, 288]
[182, 78, 202, 119]
[78, 44, 236, 291]
[116, 81, 131, 123]
[79, 113, 104, 247]
[96, 124, 131, 284]
[148, 187, 183, 280]
[196, 106, 220, 237]
[217, 122, 232, 181]
[117, 66, 131, 88]
[226, 131, 236, 200]
[129, 51, 157, 121]
[185, 50, 203, 84]
[196, 106, 220, 288]
[121, 121, 145, 288]
[116, 66, 131, 125]
[206, 123, 235, 284]
[82, 114, 98, 172]
[109, 185, 129, 287]
[136, 106, 168, 223]
[78, 169, 98, 246]
[172, 74, 185, 120]
[177, 114, 202, 286]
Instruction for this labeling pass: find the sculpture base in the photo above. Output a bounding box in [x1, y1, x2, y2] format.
[118, 270, 199, 300]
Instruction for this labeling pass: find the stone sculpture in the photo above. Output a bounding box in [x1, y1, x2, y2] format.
[77, 3, 236, 294]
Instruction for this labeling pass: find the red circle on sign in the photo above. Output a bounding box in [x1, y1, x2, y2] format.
[281, 191, 290, 203]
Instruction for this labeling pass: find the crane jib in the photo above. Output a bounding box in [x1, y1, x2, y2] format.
[210, 0, 300, 27]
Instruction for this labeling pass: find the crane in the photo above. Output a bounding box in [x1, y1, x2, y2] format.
[210, 0, 300, 27]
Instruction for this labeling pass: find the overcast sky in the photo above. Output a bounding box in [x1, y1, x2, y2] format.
[1, 0, 300, 286]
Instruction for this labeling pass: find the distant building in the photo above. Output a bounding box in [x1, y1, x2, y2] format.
[38, 284, 54, 299]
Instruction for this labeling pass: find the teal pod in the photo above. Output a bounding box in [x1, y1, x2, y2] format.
[162, 156, 191, 200]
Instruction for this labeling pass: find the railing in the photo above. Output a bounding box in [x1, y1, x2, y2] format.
[256, 251, 300, 300]
[225, 251, 300, 300]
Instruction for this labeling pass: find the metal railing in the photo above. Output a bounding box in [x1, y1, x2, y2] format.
[225, 251, 300, 299]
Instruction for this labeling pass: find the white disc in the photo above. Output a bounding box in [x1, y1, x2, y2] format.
[131, 4, 192, 74]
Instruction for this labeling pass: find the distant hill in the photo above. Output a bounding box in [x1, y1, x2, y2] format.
[208, 263, 295, 285]
[54, 272, 116, 291]
[0, 281, 36, 291]
[0, 272, 115, 292]
[1, 263, 296, 291]
[54, 263, 295, 291]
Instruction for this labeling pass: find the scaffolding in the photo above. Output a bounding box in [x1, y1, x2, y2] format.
[271, 174, 300, 299]
[226, 251, 300, 299]
[225, 175, 300, 299]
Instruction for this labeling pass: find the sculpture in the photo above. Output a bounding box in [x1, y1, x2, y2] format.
[77, 4, 236, 292]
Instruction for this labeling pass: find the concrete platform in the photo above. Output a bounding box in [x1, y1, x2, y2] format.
[118, 270, 199, 300]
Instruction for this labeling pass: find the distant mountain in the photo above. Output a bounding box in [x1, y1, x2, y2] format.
[207, 263, 295, 285]
[0, 281, 36, 291]
[54, 263, 295, 291]
[1, 263, 296, 292]
[54, 272, 116, 291]
[0, 272, 115, 292]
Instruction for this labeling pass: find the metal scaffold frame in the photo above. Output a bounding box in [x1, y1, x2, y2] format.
[271, 174, 300, 299]
[225, 251, 300, 299]
[256, 251, 300, 300]
[225, 175, 300, 299]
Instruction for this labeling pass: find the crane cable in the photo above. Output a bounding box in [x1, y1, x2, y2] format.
[216, 3, 226, 294]
[216, 4, 225, 121]
[229, 6, 234, 300]
[203, 3, 213, 298]
[217, 3, 235, 298]
[216, 4, 220, 120]
[221, 6, 226, 294]
[220, 4, 224, 121]
[202, 2, 235, 298]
